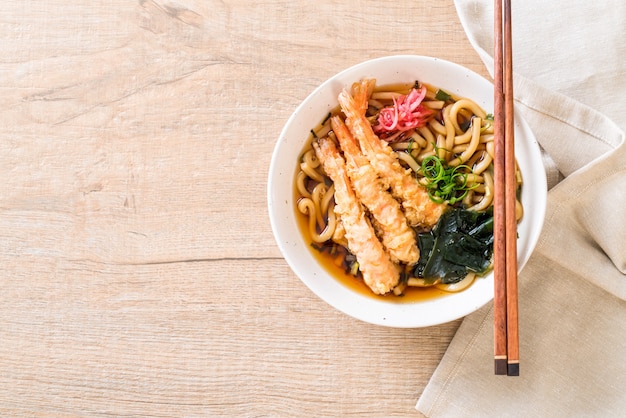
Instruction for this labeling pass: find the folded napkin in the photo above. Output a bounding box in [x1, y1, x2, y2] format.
[417, 1, 626, 416]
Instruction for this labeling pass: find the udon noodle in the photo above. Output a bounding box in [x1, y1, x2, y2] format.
[296, 79, 523, 297]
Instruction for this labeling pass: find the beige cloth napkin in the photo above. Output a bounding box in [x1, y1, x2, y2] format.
[417, 1, 626, 416]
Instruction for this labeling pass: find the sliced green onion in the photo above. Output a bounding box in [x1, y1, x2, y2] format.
[420, 150, 479, 205]
[407, 138, 415, 155]
[435, 89, 452, 102]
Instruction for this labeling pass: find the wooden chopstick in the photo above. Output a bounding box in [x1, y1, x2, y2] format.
[503, 0, 519, 377]
[492, 0, 508, 376]
[493, 0, 519, 376]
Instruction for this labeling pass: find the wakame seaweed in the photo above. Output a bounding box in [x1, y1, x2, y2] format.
[413, 207, 494, 284]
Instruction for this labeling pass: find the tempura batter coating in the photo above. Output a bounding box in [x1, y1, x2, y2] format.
[313, 137, 400, 295]
[338, 80, 445, 228]
[331, 116, 419, 265]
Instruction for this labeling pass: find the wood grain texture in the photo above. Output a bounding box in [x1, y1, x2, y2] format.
[0, 1, 486, 415]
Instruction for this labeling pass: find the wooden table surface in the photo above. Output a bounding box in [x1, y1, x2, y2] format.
[0, 1, 489, 416]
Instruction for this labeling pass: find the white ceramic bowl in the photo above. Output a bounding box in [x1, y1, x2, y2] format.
[268, 55, 547, 328]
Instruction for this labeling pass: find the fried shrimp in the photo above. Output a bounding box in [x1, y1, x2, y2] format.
[338, 80, 445, 228]
[313, 137, 400, 295]
[330, 116, 419, 265]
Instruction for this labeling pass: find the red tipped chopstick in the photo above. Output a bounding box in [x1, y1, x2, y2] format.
[493, 0, 519, 377]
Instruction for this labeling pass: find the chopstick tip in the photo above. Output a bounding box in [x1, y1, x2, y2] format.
[494, 358, 507, 375]
[507, 362, 519, 376]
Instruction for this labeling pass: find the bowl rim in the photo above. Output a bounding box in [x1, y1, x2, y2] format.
[268, 55, 547, 328]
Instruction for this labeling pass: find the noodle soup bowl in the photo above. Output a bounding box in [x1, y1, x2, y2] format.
[268, 55, 547, 328]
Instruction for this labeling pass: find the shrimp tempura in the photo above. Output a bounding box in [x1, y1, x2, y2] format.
[331, 116, 419, 265]
[313, 137, 400, 295]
